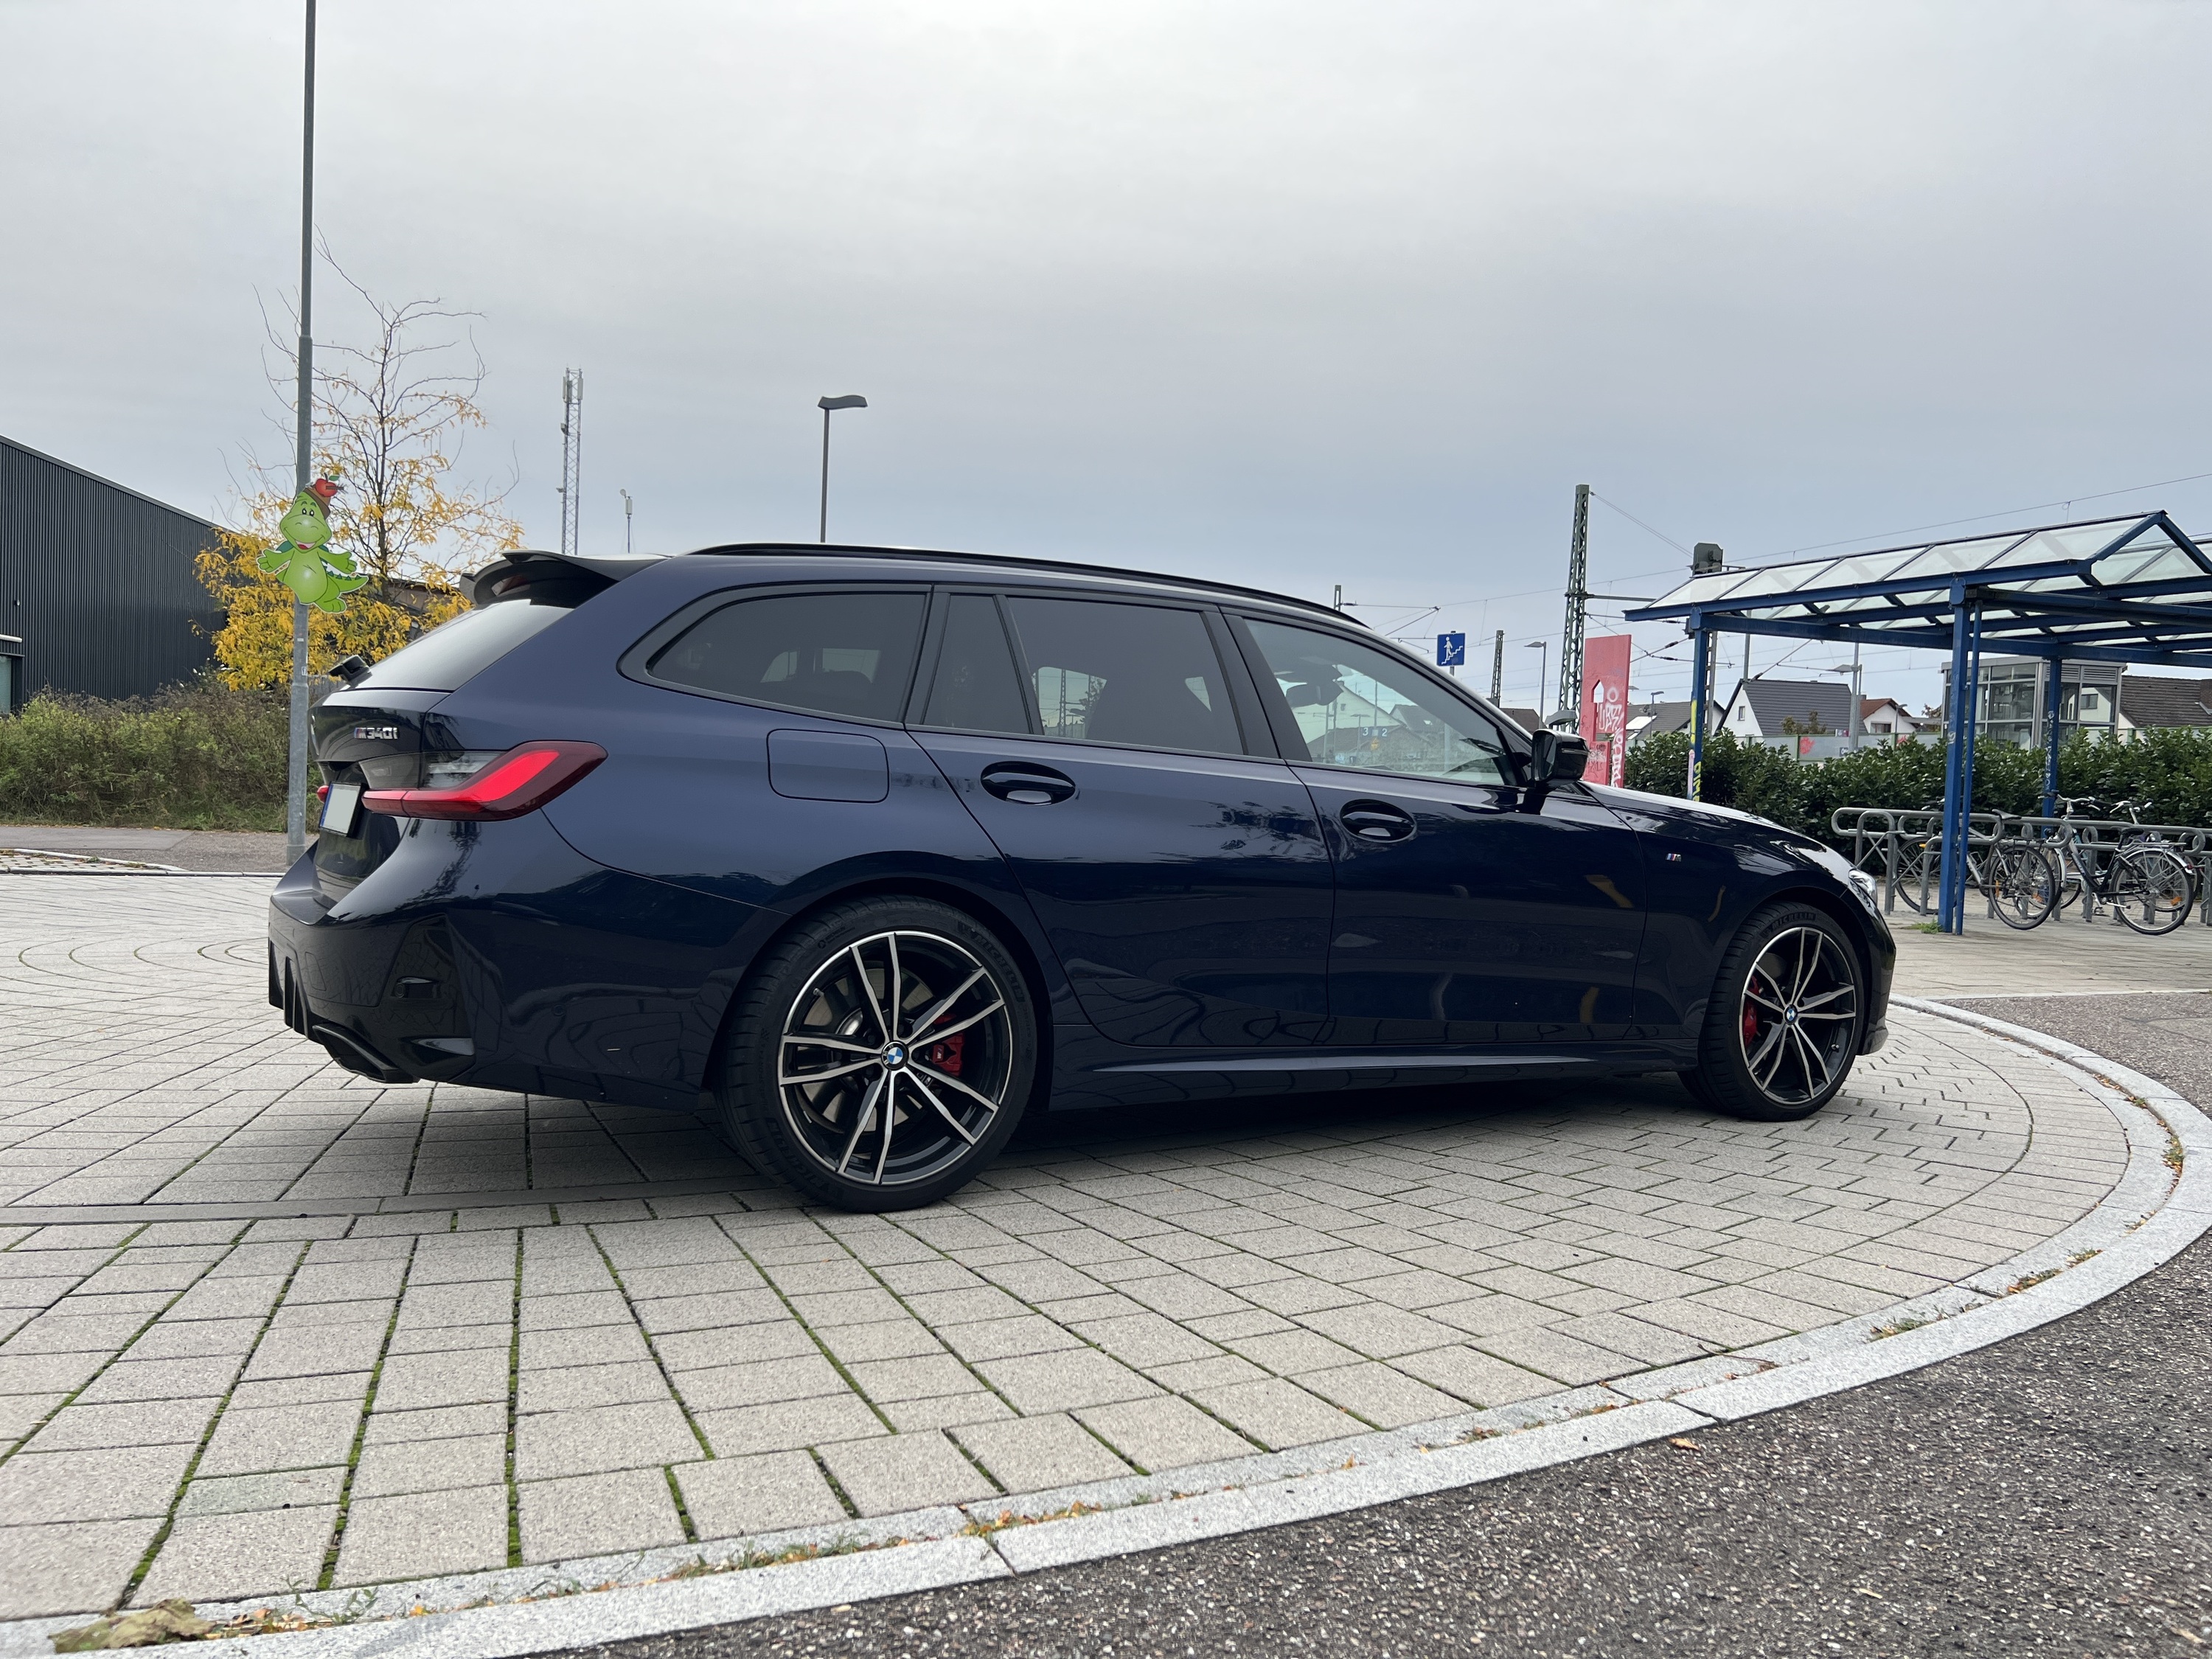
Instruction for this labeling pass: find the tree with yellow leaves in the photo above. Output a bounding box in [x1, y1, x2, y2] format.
[199, 257, 524, 688]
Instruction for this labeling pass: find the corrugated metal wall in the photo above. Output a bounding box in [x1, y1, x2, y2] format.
[0, 437, 224, 700]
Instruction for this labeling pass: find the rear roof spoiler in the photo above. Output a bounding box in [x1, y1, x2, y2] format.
[465, 549, 666, 608]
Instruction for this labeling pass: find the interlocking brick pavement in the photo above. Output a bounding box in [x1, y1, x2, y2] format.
[0, 876, 2133, 1618]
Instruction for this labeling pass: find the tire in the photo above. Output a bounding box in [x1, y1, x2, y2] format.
[2110, 845, 2194, 936]
[717, 897, 1037, 1211]
[1678, 901, 1865, 1123]
[1988, 841, 2059, 931]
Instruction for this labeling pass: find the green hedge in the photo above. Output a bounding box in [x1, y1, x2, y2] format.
[1624, 727, 2212, 846]
[0, 686, 300, 830]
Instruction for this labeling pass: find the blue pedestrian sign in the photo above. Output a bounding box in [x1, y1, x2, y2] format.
[1436, 632, 1466, 667]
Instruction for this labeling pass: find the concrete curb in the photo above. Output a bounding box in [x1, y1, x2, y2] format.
[4, 997, 2204, 1658]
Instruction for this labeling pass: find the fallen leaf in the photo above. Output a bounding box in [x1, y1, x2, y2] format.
[1667, 1437, 1700, 1451]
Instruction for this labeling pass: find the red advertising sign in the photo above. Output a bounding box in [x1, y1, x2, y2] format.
[1579, 634, 1632, 787]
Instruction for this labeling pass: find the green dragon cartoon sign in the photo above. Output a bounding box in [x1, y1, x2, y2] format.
[257, 478, 365, 612]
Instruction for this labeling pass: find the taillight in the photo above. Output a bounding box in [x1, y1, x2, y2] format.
[362, 740, 606, 821]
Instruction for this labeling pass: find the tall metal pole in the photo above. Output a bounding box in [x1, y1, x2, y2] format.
[2040, 654, 2066, 817]
[818, 408, 832, 543]
[1936, 593, 1972, 933]
[283, 0, 318, 866]
[1555, 484, 1589, 730]
[1489, 629, 1504, 701]
[1686, 619, 1711, 801]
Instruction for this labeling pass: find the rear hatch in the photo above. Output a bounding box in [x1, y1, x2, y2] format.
[312, 551, 658, 894]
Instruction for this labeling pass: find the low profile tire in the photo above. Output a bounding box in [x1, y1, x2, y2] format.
[717, 897, 1037, 1211]
[1678, 901, 1864, 1123]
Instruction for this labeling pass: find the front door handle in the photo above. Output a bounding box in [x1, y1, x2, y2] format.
[980, 761, 1077, 805]
[1339, 800, 1416, 843]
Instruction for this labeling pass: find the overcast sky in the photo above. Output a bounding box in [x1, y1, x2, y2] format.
[6, 0, 2211, 713]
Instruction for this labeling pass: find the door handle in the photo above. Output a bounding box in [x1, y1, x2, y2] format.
[980, 761, 1077, 805]
[1339, 800, 1416, 842]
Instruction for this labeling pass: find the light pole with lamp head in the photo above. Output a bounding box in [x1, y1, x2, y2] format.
[619, 488, 633, 554]
[1524, 639, 1547, 720]
[817, 394, 866, 542]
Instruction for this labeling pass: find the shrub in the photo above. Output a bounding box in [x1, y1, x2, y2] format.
[1625, 726, 2212, 847]
[0, 684, 305, 830]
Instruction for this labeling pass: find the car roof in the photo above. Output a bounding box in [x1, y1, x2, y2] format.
[466, 542, 1356, 626]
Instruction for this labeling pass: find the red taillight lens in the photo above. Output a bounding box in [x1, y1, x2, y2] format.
[363, 740, 606, 821]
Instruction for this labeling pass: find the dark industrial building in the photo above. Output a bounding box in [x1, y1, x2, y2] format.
[0, 436, 223, 711]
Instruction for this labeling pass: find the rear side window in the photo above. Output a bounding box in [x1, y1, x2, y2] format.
[648, 591, 925, 721]
[352, 600, 571, 692]
[1003, 596, 1244, 754]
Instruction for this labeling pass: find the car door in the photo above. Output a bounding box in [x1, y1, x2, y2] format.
[1232, 614, 1649, 1045]
[908, 588, 1334, 1047]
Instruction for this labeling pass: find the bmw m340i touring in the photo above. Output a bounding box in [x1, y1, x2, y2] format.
[271, 543, 1893, 1211]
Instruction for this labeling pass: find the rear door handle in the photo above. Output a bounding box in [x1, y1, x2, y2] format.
[1339, 800, 1416, 842]
[980, 761, 1077, 804]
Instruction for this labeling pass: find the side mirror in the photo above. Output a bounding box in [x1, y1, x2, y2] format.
[1527, 730, 1589, 785]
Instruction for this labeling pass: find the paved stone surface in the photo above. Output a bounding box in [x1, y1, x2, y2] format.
[0, 876, 2141, 1618]
[0, 827, 295, 874]
[587, 989, 2212, 1659]
[1889, 900, 2212, 995]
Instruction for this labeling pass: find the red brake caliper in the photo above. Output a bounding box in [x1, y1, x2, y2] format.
[923, 1032, 965, 1077]
[1742, 975, 1764, 1046]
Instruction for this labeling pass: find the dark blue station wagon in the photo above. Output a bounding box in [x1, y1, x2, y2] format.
[271, 545, 1893, 1210]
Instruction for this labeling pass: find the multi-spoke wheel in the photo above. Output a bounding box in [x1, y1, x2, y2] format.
[1680, 902, 1864, 1122]
[718, 897, 1037, 1210]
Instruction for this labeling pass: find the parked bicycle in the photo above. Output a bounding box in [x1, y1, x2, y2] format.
[1891, 803, 2056, 931]
[2000, 796, 2195, 935]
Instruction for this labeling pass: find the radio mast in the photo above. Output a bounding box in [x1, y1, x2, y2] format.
[557, 369, 584, 557]
[1554, 483, 1590, 730]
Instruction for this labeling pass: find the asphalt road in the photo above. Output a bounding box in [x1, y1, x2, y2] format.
[555, 992, 2212, 1659]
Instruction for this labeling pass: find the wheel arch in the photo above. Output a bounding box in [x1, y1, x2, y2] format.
[698, 874, 1060, 1110]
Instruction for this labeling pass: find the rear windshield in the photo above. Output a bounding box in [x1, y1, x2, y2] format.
[352, 600, 571, 693]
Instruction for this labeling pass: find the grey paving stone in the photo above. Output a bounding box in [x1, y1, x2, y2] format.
[122, 1315, 265, 1361]
[133, 1503, 336, 1605]
[195, 1399, 361, 1478]
[520, 1467, 685, 1562]
[0, 1349, 106, 1396]
[846, 1354, 985, 1404]
[513, 1399, 701, 1481]
[229, 1370, 372, 1411]
[1074, 1396, 1257, 1472]
[349, 1433, 507, 1499]
[695, 1394, 889, 1456]
[817, 1319, 950, 1365]
[937, 1314, 1086, 1363]
[1295, 1360, 1466, 1428]
[24, 1395, 220, 1452]
[241, 1320, 390, 1382]
[0, 1517, 164, 1619]
[1394, 1343, 1560, 1406]
[953, 1411, 1135, 1492]
[974, 1348, 1158, 1413]
[361, 1402, 507, 1444]
[883, 1392, 1016, 1431]
[516, 1359, 672, 1415]
[674, 1450, 849, 1537]
[336, 1484, 509, 1584]
[176, 1466, 347, 1517]
[519, 1322, 653, 1371]
[0, 1311, 145, 1352]
[655, 1321, 820, 1372]
[669, 1355, 848, 1411]
[1189, 1376, 1366, 1449]
[372, 1346, 509, 1411]
[0, 1442, 197, 1523]
[817, 1429, 998, 1515]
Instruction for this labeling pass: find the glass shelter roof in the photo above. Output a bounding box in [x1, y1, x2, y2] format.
[1625, 512, 2212, 668]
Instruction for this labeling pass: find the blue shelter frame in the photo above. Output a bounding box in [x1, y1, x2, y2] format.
[1626, 512, 2212, 933]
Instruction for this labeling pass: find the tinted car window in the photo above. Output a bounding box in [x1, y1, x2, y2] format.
[1003, 597, 1242, 754]
[922, 594, 1032, 734]
[1243, 619, 1513, 784]
[650, 591, 925, 721]
[352, 600, 570, 692]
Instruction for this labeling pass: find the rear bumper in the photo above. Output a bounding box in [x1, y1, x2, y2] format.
[269, 813, 776, 1107]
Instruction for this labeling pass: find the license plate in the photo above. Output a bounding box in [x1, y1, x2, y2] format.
[322, 782, 362, 838]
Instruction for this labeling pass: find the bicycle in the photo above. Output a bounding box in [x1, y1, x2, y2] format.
[2006, 796, 2194, 936]
[1891, 804, 2056, 931]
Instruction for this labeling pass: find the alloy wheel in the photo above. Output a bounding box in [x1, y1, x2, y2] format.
[1736, 925, 1860, 1107]
[776, 928, 1015, 1187]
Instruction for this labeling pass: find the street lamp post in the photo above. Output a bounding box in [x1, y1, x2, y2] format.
[284, 0, 318, 866]
[1524, 640, 1547, 717]
[620, 488, 633, 554]
[816, 394, 866, 542]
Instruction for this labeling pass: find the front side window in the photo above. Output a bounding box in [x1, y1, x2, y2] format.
[1002, 596, 1244, 754]
[1242, 618, 1514, 785]
[647, 591, 925, 721]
